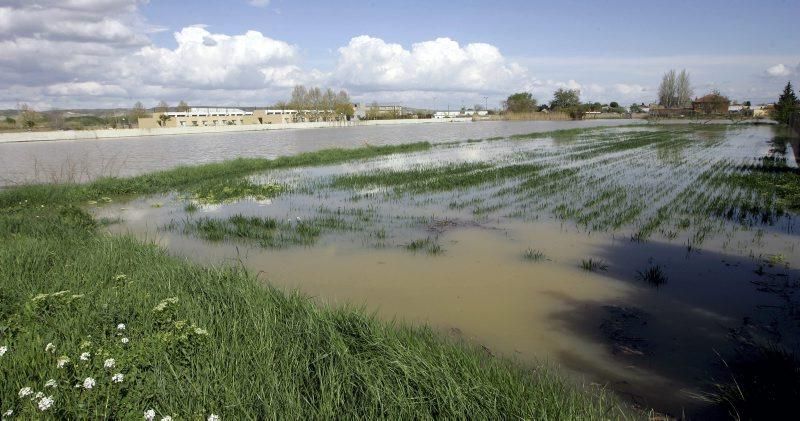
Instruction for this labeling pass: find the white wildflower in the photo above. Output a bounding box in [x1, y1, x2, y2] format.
[82, 377, 95, 389]
[113, 274, 127, 282]
[33, 391, 44, 400]
[45, 342, 56, 353]
[18, 387, 33, 398]
[80, 352, 91, 361]
[117, 323, 126, 330]
[37, 395, 54, 411]
[57, 356, 70, 368]
[161, 416, 173, 421]
[0, 346, 7, 356]
[45, 379, 58, 388]
[3, 409, 13, 417]
[208, 414, 220, 421]
[104, 358, 116, 369]
[111, 373, 124, 383]
[153, 297, 178, 312]
[144, 409, 156, 420]
[194, 327, 208, 336]
[121, 337, 130, 344]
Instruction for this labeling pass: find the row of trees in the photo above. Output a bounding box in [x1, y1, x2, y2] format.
[279, 85, 354, 121]
[503, 89, 624, 119]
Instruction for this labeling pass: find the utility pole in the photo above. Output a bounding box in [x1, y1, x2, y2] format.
[483, 96, 488, 111]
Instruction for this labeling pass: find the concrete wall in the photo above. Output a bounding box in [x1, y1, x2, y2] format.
[0, 118, 471, 144]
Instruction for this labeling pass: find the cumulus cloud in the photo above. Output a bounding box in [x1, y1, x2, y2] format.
[333, 36, 533, 94]
[128, 26, 302, 90]
[765, 63, 794, 77]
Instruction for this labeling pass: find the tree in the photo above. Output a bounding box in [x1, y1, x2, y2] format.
[658, 69, 693, 108]
[549, 88, 580, 110]
[629, 103, 643, 113]
[333, 90, 354, 119]
[158, 114, 172, 127]
[609, 101, 619, 108]
[155, 101, 169, 113]
[773, 81, 798, 124]
[130, 101, 148, 119]
[503, 92, 537, 113]
[176, 100, 190, 112]
[697, 89, 730, 115]
[18, 103, 38, 129]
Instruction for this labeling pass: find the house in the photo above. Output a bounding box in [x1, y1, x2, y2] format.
[752, 104, 773, 118]
[692, 94, 730, 115]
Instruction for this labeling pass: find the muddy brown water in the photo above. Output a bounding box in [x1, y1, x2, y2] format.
[88, 124, 800, 418]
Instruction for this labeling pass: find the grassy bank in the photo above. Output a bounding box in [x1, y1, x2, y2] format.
[0, 144, 638, 419]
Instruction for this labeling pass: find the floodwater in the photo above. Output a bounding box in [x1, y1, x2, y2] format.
[0, 120, 636, 185]
[91, 124, 800, 417]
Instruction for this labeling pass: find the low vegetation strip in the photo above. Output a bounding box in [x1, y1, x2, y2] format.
[0, 142, 640, 418]
[0, 142, 432, 207]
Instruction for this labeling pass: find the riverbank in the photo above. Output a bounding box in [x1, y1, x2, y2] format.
[0, 143, 641, 419]
[0, 117, 472, 144]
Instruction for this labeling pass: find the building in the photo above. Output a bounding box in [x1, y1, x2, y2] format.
[433, 111, 461, 119]
[353, 103, 407, 119]
[752, 104, 773, 118]
[692, 94, 731, 115]
[138, 107, 291, 128]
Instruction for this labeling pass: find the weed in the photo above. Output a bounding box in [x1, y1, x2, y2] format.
[635, 265, 668, 287]
[523, 248, 546, 261]
[581, 259, 608, 272]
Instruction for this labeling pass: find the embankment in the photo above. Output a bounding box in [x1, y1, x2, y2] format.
[0, 117, 472, 144]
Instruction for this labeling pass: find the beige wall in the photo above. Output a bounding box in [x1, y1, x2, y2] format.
[138, 111, 289, 128]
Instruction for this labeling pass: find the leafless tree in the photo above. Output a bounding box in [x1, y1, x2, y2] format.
[658, 69, 692, 108]
[176, 100, 190, 112]
[156, 100, 169, 113]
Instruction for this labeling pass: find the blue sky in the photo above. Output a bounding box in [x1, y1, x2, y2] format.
[1, 0, 798, 109]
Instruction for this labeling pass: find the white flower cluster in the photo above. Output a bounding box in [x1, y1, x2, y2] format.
[45, 342, 56, 353]
[0, 346, 7, 357]
[104, 358, 116, 369]
[83, 377, 96, 389]
[57, 356, 70, 368]
[112, 373, 124, 383]
[80, 352, 91, 361]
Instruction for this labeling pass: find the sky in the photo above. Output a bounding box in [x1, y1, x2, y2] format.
[0, 0, 798, 110]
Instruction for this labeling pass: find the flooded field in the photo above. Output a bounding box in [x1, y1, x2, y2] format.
[93, 124, 800, 417]
[0, 120, 636, 185]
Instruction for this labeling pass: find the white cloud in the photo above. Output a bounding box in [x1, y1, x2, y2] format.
[248, 0, 270, 7]
[45, 82, 127, 97]
[765, 63, 793, 77]
[614, 83, 647, 95]
[333, 36, 533, 94]
[127, 26, 302, 90]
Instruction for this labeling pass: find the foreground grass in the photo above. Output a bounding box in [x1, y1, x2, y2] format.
[0, 144, 639, 419]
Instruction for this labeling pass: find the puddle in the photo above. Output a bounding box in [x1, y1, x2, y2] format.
[92, 125, 800, 417]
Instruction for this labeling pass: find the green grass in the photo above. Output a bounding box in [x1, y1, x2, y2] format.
[523, 248, 546, 261]
[581, 259, 609, 272]
[404, 237, 444, 255]
[0, 143, 639, 418]
[173, 214, 357, 248]
[333, 162, 543, 194]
